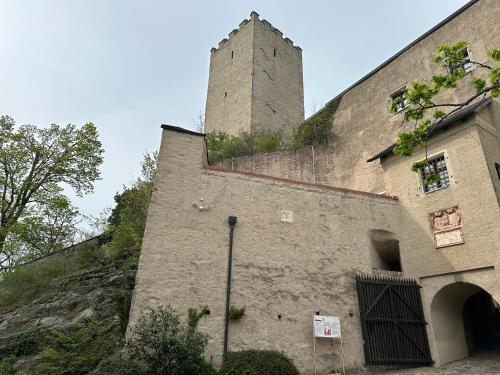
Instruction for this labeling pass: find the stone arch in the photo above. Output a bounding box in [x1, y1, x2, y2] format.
[430, 281, 499, 365]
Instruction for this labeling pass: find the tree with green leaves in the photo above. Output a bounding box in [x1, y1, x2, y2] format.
[0, 116, 104, 270]
[105, 151, 157, 262]
[391, 42, 499, 181]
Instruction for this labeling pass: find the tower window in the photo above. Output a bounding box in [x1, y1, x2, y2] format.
[231, 51, 234, 59]
[224, 92, 227, 98]
[495, 163, 500, 180]
[273, 48, 277, 57]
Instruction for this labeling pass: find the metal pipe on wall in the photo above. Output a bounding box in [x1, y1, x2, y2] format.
[223, 216, 237, 362]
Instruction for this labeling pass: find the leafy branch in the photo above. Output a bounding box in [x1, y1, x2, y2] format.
[391, 41, 500, 178]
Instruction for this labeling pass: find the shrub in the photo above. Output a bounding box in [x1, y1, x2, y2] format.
[291, 97, 341, 147]
[206, 130, 284, 163]
[0, 356, 16, 375]
[127, 305, 210, 375]
[89, 354, 141, 375]
[197, 361, 219, 375]
[5, 325, 42, 357]
[33, 318, 121, 375]
[228, 305, 245, 321]
[0, 259, 66, 311]
[220, 350, 299, 375]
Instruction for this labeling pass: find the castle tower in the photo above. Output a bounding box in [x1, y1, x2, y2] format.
[204, 11, 304, 135]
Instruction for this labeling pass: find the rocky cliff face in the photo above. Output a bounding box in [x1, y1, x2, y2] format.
[0, 264, 128, 355]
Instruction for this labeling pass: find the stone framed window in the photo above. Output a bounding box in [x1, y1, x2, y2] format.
[418, 153, 450, 193]
[389, 86, 409, 113]
[446, 47, 473, 75]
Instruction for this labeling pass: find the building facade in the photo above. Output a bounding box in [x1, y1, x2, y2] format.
[128, 1, 500, 373]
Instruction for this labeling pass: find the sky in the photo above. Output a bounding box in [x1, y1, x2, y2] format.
[0, 0, 471, 221]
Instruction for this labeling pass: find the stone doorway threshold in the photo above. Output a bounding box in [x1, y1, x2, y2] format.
[356, 350, 500, 375]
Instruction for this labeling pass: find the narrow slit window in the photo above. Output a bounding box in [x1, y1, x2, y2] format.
[231, 51, 234, 59]
[495, 163, 500, 180]
[273, 48, 277, 57]
[224, 92, 227, 98]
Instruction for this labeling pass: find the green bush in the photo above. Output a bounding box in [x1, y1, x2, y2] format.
[89, 354, 141, 375]
[291, 97, 341, 147]
[127, 305, 210, 375]
[206, 98, 342, 163]
[220, 350, 299, 375]
[206, 130, 285, 163]
[33, 318, 121, 375]
[197, 361, 219, 375]
[0, 356, 17, 375]
[5, 325, 42, 357]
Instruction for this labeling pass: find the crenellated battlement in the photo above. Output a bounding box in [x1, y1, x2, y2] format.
[210, 11, 301, 53]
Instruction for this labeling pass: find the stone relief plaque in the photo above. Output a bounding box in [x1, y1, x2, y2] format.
[428, 206, 464, 248]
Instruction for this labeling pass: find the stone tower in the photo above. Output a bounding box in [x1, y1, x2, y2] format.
[204, 11, 304, 135]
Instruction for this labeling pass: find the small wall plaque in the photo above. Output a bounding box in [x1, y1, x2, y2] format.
[428, 206, 464, 248]
[280, 209, 293, 223]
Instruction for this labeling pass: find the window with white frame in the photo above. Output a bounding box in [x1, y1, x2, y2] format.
[418, 154, 450, 193]
[389, 86, 409, 113]
[446, 47, 473, 75]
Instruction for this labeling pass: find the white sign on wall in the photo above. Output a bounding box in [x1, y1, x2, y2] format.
[313, 315, 341, 338]
[280, 209, 293, 223]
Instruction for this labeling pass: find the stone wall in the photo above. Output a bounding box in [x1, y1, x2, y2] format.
[218, 145, 332, 185]
[128, 128, 401, 374]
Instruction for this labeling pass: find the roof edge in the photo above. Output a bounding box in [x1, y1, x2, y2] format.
[161, 124, 205, 137]
[366, 97, 492, 162]
[307, 0, 480, 122]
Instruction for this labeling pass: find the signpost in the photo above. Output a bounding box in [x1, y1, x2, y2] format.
[312, 315, 345, 375]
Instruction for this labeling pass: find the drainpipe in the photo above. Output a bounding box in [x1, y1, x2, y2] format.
[223, 216, 237, 362]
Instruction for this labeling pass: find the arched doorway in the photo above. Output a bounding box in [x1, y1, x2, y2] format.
[431, 282, 500, 365]
[463, 290, 500, 353]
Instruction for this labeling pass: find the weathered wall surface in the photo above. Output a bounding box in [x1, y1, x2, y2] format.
[321, 0, 500, 193]
[205, 16, 254, 135]
[381, 114, 500, 281]
[251, 14, 304, 133]
[477, 100, 500, 205]
[128, 129, 401, 374]
[380, 111, 500, 364]
[204, 12, 304, 135]
[219, 145, 334, 186]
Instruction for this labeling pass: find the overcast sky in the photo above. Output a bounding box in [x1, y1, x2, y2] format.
[0, 0, 470, 221]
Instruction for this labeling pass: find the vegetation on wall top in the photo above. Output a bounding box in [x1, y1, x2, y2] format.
[206, 97, 342, 163]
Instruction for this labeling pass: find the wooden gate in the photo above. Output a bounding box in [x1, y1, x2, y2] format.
[355, 274, 433, 367]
